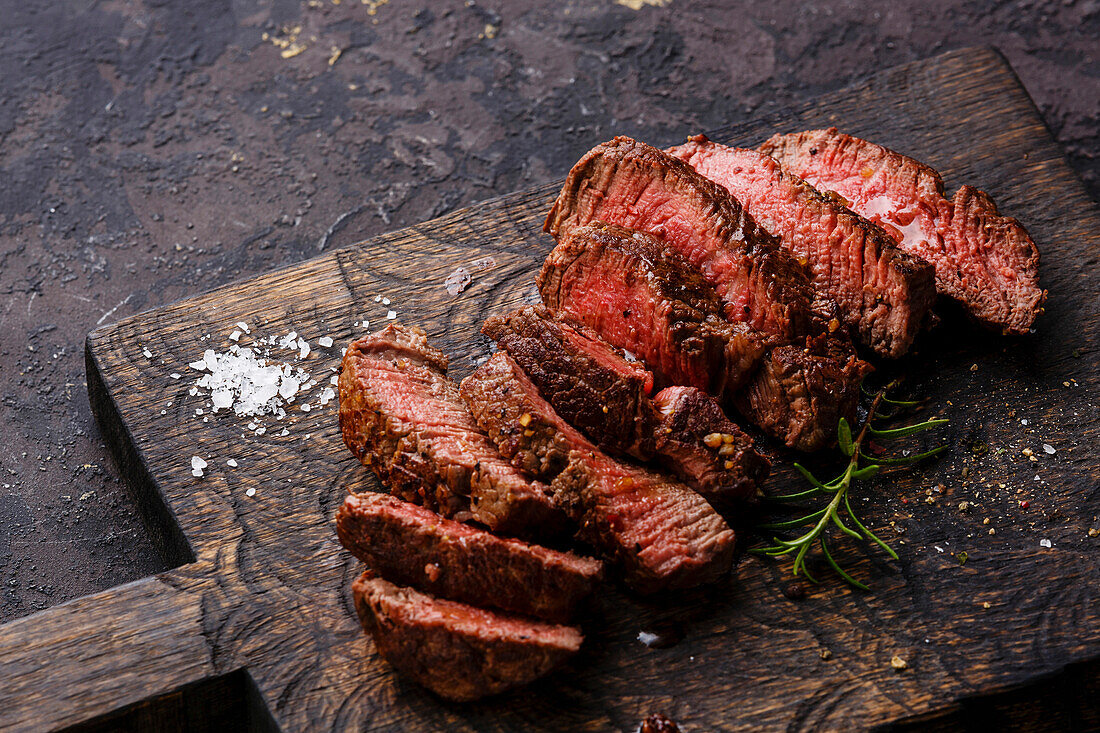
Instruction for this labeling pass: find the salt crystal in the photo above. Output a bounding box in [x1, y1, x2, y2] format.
[189, 386, 198, 396]
[1042, 444, 1055, 454]
[301, 403, 312, 412]
[637, 631, 659, 647]
[318, 386, 336, 405]
[279, 429, 289, 437]
[142, 347, 153, 359]
[227, 459, 238, 467]
[229, 331, 241, 342]
[445, 267, 472, 295]
[298, 339, 310, 359]
[192, 468, 204, 477]
[361, 320, 369, 329]
[387, 310, 396, 320]
[195, 408, 204, 415]
[190, 456, 207, 476]
[330, 375, 338, 385]
[170, 373, 181, 379]
[278, 331, 299, 349]
[245, 487, 256, 497]
[236, 321, 251, 334]
[382, 297, 390, 305]
[318, 336, 333, 348]
[255, 426, 266, 435]
[374, 295, 382, 302]
[188, 360, 207, 371]
[1040, 539, 1052, 548]
[1021, 419, 1029, 425]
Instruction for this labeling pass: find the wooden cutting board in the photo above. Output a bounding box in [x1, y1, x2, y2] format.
[2, 47, 1098, 732]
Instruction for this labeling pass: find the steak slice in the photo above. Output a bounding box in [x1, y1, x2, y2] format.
[483, 305, 657, 459]
[337, 492, 603, 623]
[461, 351, 597, 482]
[669, 136, 936, 358]
[652, 386, 770, 504]
[352, 572, 582, 702]
[538, 221, 767, 396]
[339, 324, 566, 536]
[734, 334, 872, 452]
[544, 136, 813, 344]
[551, 450, 736, 593]
[760, 128, 1045, 334]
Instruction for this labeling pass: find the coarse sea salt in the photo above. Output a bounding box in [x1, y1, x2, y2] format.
[387, 310, 397, 320]
[227, 459, 238, 467]
[193, 347, 311, 418]
[191, 455, 207, 477]
[318, 336, 333, 348]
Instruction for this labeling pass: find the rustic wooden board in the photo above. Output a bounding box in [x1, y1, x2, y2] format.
[1, 47, 1098, 732]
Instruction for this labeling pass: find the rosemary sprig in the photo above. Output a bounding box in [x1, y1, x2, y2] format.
[752, 387, 948, 590]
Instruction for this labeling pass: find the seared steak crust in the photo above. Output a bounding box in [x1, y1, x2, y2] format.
[337, 492, 602, 623]
[652, 386, 770, 504]
[483, 305, 657, 459]
[734, 334, 873, 452]
[550, 451, 736, 594]
[352, 572, 583, 702]
[338, 324, 566, 536]
[544, 136, 813, 344]
[538, 221, 767, 396]
[760, 128, 1044, 334]
[461, 351, 597, 481]
[669, 136, 936, 358]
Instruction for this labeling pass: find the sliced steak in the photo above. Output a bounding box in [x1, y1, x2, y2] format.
[483, 305, 656, 459]
[352, 572, 583, 702]
[734, 334, 872, 452]
[461, 351, 597, 482]
[337, 492, 602, 623]
[339, 324, 567, 536]
[544, 136, 814, 344]
[760, 128, 1045, 334]
[539, 221, 767, 396]
[551, 450, 736, 593]
[669, 136, 936, 358]
[652, 386, 770, 504]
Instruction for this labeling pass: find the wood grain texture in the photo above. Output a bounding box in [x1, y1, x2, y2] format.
[1, 47, 1097, 732]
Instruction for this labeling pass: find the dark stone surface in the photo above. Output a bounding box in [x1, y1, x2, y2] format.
[0, 0, 1096, 623]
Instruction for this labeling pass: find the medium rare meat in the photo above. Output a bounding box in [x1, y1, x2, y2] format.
[339, 324, 567, 536]
[483, 305, 656, 459]
[352, 572, 582, 702]
[484, 304, 771, 501]
[734, 334, 872, 452]
[337, 492, 602, 623]
[652, 386, 770, 504]
[544, 136, 814, 344]
[760, 128, 1045, 334]
[669, 136, 936, 358]
[460, 351, 597, 481]
[539, 219, 867, 452]
[463, 351, 736, 592]
[538, 221, 767, 396]
[551, 450, 736, 593]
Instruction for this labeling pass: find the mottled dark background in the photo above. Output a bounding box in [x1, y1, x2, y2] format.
[0, 0, 1096, 623]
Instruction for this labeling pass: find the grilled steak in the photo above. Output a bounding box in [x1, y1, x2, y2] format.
[669, 136, 936, 358]
[352, 572, 582, 702]
[551, 450, 736, 593]
[337, 492, 602, 623]
[760, 128, 1045, 334]
[734, 334, 872, 452]
[483, 305, 656, 459]
[464, 350, 736, 592]
[544, 136, 814, 344]
[539, 221, 767, 396]
[652, 386, 770, 503]
[339, 324, 567, 536]
[461, 351, 597, 481]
